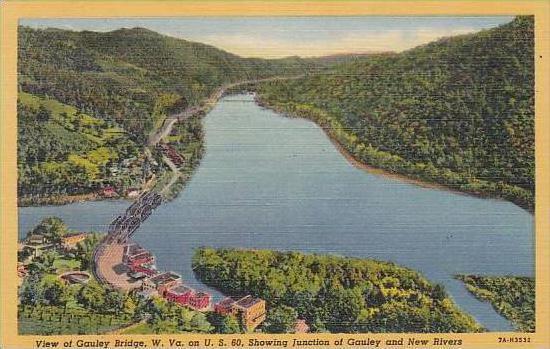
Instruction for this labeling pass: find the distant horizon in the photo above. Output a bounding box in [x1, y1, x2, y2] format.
[20, 17, 514, 58]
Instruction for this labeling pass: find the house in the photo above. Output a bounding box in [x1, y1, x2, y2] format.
[188, 292, 211, 311]
[17, 263, 28, 278]
[294, 319, 310, 333]
[127, 188, 140, 199]
[62, 232, 87, 249]
[214, 297, 237, 316]
[214, 295, 266, 331]
[123, 243, 154, 266]
[233, 296, 266, 331]
[130, 263, 158, 277]
[26, 234, 46, 245]
[101, 186, 117, 198]
[164, 285, 194, 306]
[142, 271, 182, 296]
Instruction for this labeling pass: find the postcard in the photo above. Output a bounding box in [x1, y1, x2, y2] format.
[1, 1, 549, 348]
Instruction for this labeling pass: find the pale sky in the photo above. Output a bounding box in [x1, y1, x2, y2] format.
[20, 17, 514, 58]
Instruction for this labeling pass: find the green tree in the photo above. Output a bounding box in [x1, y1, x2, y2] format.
[36, 104, 51, 122]
[30, 217, 68, 246]
[264, 305, 298, 333]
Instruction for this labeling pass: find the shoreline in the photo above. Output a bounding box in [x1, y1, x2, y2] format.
[254, 96, 533, 213]
[17, 192, 123, 208]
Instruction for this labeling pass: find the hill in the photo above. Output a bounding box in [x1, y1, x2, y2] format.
[256, 16, 534, 211]
[18, 26, 319, 142]
[193, 248, 483, 333]
[17, 92, 142, 203]
[17, 26, 330, 202]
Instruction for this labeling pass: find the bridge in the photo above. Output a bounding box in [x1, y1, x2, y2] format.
[92, 191, 163, 290]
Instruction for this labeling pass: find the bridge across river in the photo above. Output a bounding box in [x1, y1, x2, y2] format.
[93, 191, 163, 289]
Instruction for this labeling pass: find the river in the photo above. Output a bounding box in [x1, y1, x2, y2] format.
[19, 94, 534, 332]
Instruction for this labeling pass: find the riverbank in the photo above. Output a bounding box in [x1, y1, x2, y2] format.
[18, 192, 104, 207]
[254, 95, 534, 213]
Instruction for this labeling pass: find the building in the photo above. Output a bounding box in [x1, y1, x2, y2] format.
[62, 232, 87, 249]
[130, 263, 158, 277]
[294, 319, 310, 333]
[101, 186, 118, 198]
[17, 263, 28, 278]
[123, 243, 155, 266]
[26, 234, 46, 245]
[214, 295, 266, 331]
[214, 297, 237, 315]
[164, 285, 194, 306]
[233, 296, 266, 331]
[142, 271, 182, 296]
[188, 292, 211, 311]
[136, 288, 158, 299]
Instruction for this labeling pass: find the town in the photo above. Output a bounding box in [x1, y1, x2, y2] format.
[18, 218, 269, 333]
[122, 242, 267, 331]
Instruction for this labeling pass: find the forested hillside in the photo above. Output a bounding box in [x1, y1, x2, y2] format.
[17, 26, 322, 202]
[17, 92, 141, 202]
[193, 248, 483, 333]
[256, 16, 534, 210]
[18, 26, 315, 142]
[456, 275, 535, 332]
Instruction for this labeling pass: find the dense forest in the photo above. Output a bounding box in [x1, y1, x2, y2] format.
[18, 26, 320, 142]
[256, 16, 534, 211]
[17, 26, 334, 202]
[456, 275, 535, 332]
[193, 248, 482, 333]
[17, 92, 143, 201]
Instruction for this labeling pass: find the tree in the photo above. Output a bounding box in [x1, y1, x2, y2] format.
[103, 290, 124, 314]
[42, 278, 70, 306]
[208, 313, 242, 334]
[30, 217, 68, 246]
[19, 274, 43, 305]
[264, 305, 298, 333]
[189, 313, 213, 333]
[123, 296, 137, 316]
[77, 281, 105, 310]
[36, 105, 51, 122]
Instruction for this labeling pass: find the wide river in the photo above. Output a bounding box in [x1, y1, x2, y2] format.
[19, 94, 534, 332]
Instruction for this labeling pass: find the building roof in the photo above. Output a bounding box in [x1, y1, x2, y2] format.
[167, 285, 194, 295]
[128, 272, 147, 279]
[148, 271, 181, 286]
[193, 292, 210, 299]
[216, 297, 235, 308]
[124, 243, 149, 258]
[234, 295, 262, 309]
[129, 251, 153, 261]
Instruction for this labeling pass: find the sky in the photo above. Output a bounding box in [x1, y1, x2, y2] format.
[20, 17, 514, 58]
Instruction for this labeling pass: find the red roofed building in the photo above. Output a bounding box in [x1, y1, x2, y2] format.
[188, 292, 211, 311]
[214, 297, 236, 315]
[101, 186, 117, 198]
[143, 271, 182, 296]
[164, 285, 194, 306]
[130, 263, 158, 277]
